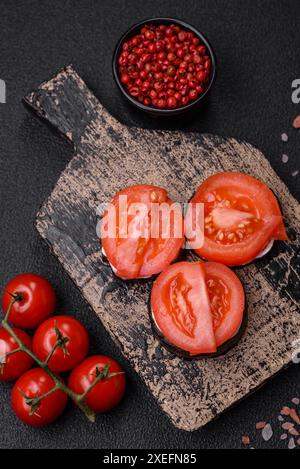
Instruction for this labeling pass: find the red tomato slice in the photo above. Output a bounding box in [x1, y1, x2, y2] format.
[203, 262, 245, 348]
[151, 261, 245, 356]
[186, 172, 287, 266]
[101, 185, 184, 279]
[151, 262, 217, 355]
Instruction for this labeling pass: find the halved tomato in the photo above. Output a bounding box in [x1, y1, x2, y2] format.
[151, 261, 245, 356]
[185, 172, 287, 266]
[204, 262, 245, 348]
[151, 262, 217, 355]
[101, 185, 184, 279]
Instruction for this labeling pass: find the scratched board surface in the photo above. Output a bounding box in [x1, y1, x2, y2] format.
[24, 66, 300, 431]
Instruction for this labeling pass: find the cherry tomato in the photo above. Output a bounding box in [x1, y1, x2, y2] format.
[0, 328, 33, 381]
[2, 273, 56, 329]
[151, 261, 217, 355]
[68, 355, 126, 413]
[151, 261, 245, 356]
[101, 185, 184, 279]
[185, 172, 287, 266]
[11, 369, 68, 427]
[33, 315, 89, 373]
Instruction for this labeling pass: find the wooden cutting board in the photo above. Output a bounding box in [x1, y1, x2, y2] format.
[24, 66, 300, 431]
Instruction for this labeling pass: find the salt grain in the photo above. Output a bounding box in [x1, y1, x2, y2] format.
[281, 407, 291, 416]
[282, 154, 289, 164]
[289, 427, 300, 437]
[242, 436, 250, 446]
[262, 424, 273, 442]
[288, 438, 296, 450]
[256, 421, 267, 430]
[292, 170, 299, 177]
[289, 408, 300, 425]
[241, 396, 300, 448]
[282, 422, 294, 430]
[281, 133, 288, 142]
[293, 115, 300, 129]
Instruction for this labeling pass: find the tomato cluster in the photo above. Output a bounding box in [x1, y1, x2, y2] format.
[0, 273, 126, 427]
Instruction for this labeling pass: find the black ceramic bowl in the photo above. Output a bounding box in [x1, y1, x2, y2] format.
[112, 17, 216, 116]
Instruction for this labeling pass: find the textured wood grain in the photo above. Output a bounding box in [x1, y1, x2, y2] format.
[24, 66, 300, 431]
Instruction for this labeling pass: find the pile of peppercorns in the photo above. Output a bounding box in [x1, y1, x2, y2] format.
[117, 23, 212, 110]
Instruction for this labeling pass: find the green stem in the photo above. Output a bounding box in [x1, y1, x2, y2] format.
[80, 376, 102, 401]
[19, 385, 61, 415]
[0, 347, 22, 363]
[4, 293, 22, 322]
[44, 340, 60, 365]
[79, 371, 124, 401]
[36, 385, 60, 400]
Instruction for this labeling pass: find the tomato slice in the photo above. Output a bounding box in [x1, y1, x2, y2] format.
[151, 261, 245, 356]
[203, 262, 245, 348]
[151, 262, 217, 355]
[186, 172, 287, 266]
[101, 185, 184, 279]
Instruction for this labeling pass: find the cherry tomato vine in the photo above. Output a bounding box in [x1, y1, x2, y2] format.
[0, 294, 124, 423]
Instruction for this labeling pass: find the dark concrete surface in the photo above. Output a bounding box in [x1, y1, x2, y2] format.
[0, 0, 299, 449]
